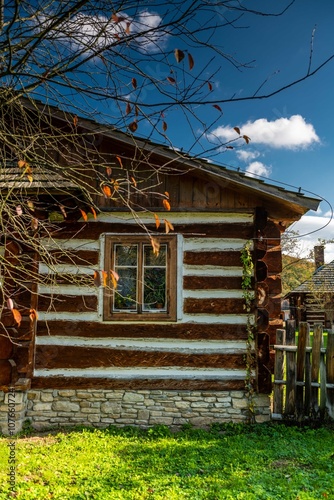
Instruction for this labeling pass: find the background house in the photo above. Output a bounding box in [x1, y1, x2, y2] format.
[287, 246, 334, 328]
[0, 105, 320, 433]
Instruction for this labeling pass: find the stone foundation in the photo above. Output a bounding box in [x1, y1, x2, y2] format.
[0, 389, 271, 434]
[0, 389, 29, 435]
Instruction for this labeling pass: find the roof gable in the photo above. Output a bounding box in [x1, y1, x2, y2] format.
[1, 98, 321, 223]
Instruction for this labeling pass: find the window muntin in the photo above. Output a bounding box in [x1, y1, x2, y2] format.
[104, 235, 176, 321]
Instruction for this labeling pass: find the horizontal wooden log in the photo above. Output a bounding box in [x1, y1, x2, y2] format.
[53, 222, 253, 240]
[31, 376, 246, 391]
[184, 298, 245, 315]
[183, 276, 245, 290]
[183, 251, 243, 267]
[0, 336, 14, 359]
[38, 294, 98, 312]
[35, 345, 245, 370]
[49, 249, 99, 266]
[36, 321, 248, 340]
[0, 360, 13, 385]
[0, 313, 31, 328]
[13, 343, 32, 374]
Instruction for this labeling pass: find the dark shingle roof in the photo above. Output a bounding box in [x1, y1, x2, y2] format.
[0, 162, 77, 190]
[290, 261, 334, 294]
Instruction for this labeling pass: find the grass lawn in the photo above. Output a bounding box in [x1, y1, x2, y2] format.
[1, 422, 334, 499]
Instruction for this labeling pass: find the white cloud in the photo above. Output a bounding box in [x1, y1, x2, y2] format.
[245, 161, 271, 178]
[289, 214, 334, 263]
[38, 10, 164, 55]
[236, 150, 260, 162]
[211, 115, 320, 150]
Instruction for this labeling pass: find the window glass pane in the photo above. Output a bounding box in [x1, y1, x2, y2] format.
[113, 268, 137, 310]
[143, 268, 166, 311]
[115, 245, 137, 266]
[144, 244, 166, 267]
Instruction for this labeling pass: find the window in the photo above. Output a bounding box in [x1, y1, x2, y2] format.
[103, 235, 177, 321]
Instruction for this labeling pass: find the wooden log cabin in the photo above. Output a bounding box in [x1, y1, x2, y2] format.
[0, 102, 320, 433]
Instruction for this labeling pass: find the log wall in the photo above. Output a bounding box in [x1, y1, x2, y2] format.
[33, 211, 255, 392]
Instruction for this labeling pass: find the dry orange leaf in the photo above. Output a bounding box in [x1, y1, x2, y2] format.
[18, 160, 26, 168]
[162, 121, 168, 132]
[80, 209, 88, 221]
[154, 213, 161, 229]
[116, 156, 124, 168]
[90, 207, 97, 219]
[150, 237, 160, 256]
[163, 199, 171, 211]
[12, 308, 22, 327]
[59, 205, 67, 218]
[243, 135, 251, 144]
[234, 126, 241, 135]
[94, 270, 101, 287]
[128, 121, 138, 132]
[164, 219, 174, 234]
[106, 166, 112, 177]
[112, 13, 126, 23]
[188, 53, 194, 70]
[102, 185, 112, 197]
[126, 102, 132, 115]
[174, 48, 185, 63]
[29, 308, 38, 321]
[110, 270, 119, 289]
[132, 78, 137, 89]
[213, 104, 222, 113]
[31, 218, 39, 231]
[112, 179, 119, 191]
[208, 81, 213, 91]
[131, 176, 137, 187]
[73, 115, 78, 127]
[102, 270, 108, 287]
[167, 76, 176, 85]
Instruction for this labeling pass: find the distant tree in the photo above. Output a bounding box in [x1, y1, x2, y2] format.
[281, 230, 314, 296]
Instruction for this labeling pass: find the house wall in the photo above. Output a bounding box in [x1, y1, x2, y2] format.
[0, 210, 281, 433]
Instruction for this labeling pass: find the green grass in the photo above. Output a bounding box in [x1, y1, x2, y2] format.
[1, 423, 334, 499]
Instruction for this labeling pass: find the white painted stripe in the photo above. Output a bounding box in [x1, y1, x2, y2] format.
[183, 238, 252, 251]
[39, 264, 95, 274]
[37, 311, 99, 321]
[37, 311, 253, 324]
[183, 314, 253, 324]
[39, 239, 100, 251]
[38, 285, 97, 296]
[35, 336, 247, 353]
[183, 289, 245, 299]
[33, 367, 246, 379]
[183, 266, 243, 276]
[96, 212, 253, 225]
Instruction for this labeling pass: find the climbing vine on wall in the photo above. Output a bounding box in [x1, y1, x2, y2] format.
[240, 240, 256, 422]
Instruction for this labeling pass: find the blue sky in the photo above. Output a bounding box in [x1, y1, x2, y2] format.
[180, 0, 334, 261]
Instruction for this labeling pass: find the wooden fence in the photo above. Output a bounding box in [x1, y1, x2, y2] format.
[272, 320, 334, 421]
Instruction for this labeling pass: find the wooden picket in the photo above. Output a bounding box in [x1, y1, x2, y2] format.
[272, 320, 334, 421]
